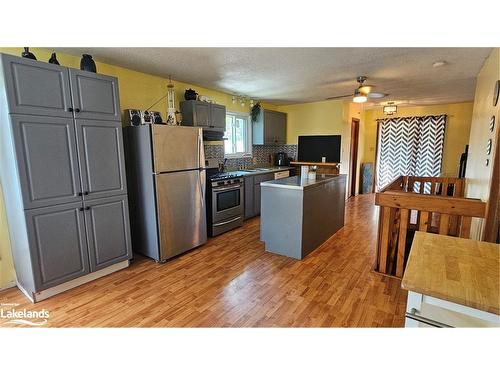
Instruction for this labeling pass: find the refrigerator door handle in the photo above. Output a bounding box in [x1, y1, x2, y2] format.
[198, 130, 206, 202]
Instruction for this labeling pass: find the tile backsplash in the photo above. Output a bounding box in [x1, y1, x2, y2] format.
[204, 143, 298, 169]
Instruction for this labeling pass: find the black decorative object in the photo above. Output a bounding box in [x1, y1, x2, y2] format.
[80, 54, 97, 73]
[48, 52, 60, 65]
[184, 88, 197, 100]
[21, 47, 37, 60]
[251, 102, 261, 122]
[493, 80, 500, 107]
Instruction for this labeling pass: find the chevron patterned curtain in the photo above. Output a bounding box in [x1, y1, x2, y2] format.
[376, 115, 446, 191]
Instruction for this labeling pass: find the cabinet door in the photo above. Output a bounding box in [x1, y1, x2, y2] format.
[11, 115, 82, 209]
[75, 119, 127, 200]
[194, 101, 210, 127]
[253, 173, 275, 215]
[264, 110, 286, 144]
[69, 69, 121, 121]
[210, 104, 226, 131]
[1, 54, 73, 117]
[25, 202, 90, 291]
[84, 195, 132, 272]
[244, 176, 254, 219]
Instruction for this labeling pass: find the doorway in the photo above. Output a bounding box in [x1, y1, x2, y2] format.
[349, 118, 360, 198]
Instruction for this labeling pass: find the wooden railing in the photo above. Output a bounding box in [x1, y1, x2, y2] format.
[375, 176, 487, 278]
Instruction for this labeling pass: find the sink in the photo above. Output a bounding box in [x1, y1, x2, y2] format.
[255, 168, 273, 171]
[240, 169, 259, 172]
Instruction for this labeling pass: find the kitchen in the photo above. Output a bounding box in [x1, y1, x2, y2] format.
[0, 45, 498, 375]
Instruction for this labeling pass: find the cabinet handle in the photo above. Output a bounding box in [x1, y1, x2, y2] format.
[84, 191, 89, 195]
[75, 108, 81, 113]
[68, 107, 73, 112]
[85, 206, 91, 210]
[78, 192, 83, 196]
[79, 207, 84, 211]
[405, 308, 452, 328]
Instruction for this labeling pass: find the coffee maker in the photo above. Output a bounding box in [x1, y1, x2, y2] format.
[275, 152, 289, 166]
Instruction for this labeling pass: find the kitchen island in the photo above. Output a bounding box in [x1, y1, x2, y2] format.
[260, 174, 346, 260]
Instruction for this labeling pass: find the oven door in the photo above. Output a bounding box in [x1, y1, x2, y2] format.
[212, 183, 243, 222]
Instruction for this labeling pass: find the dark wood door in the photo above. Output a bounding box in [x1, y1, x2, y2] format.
[349, 118, 360, 198]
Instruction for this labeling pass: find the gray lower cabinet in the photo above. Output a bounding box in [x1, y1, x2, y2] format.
[84, 195, 132, 272]
[25, 202, 90, 291]
[69, 69, 121, 121]
[252, 108, 287, 145]
[10, 114, 82, 209]
[0, 54, 73, 118]
[75, 119, 127, 200]
[244, 176, 254, 219]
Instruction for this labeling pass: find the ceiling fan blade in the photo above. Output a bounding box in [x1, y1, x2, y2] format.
[325, 94, 353, 100]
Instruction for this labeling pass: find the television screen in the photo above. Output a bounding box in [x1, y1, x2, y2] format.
[297, 135, 341, 163]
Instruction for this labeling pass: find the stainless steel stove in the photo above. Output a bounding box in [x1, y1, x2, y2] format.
[206, 169, 244, 236]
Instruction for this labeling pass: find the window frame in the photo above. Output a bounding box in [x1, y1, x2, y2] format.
[224, 111, 252, 159]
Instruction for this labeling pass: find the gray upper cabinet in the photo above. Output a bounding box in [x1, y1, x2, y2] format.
[1, 54, 73, 118]
[180, 100, 226, 130]
[252, 108, 287, 145]
[69, 69, 121, 121]
[75, 119, 127, 200]
[25, 202, 90, 291]
[210, 103, 226, 131]
[84, 195, 132, 272]
[11, 115, 82, 209]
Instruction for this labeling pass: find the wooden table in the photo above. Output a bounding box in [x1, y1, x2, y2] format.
[401, 232, 499, 327]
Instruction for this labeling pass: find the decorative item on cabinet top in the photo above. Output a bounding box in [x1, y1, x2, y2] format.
[184, 88, 197, 100]
[21, 47, 36, 60]
[125, 109, 164, 126]
[48, 52, 60, 65]
[80, 54, 97, 73]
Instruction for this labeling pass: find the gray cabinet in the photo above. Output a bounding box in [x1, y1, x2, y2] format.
[69, 69, 121, 121]
[75, 119, 127, 200]
[11, 115, 82, 209]
[0, 53, 131, 301]
[180, 100, 226, 130]
[244, 176, 254, 219]
[252, 108, 287, 145]
[25, 202, 90, 290]
[210, 103, 226, 131]
[85, 195, 132, 272]
[243, 173, 276, 218]
[1, 54, 73, 118]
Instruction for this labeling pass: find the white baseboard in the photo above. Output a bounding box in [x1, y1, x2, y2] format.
[17, 260, 129, 303]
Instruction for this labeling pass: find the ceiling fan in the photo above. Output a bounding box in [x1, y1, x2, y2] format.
[325, 76, 386, 103]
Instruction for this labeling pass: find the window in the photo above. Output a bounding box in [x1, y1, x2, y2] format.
[224, 113, 251, 157]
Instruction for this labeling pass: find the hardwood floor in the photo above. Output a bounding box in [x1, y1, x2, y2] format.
[0, 194, 407, 327]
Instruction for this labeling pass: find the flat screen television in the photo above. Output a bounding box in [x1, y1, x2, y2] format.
[297, 135, 341, 163]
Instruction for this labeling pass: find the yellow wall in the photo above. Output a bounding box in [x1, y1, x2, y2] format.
[276, 100, 364, 196]
[362, 102, 474, 177]
[0, 47, 275, 289]
[465, 48, 500, 239]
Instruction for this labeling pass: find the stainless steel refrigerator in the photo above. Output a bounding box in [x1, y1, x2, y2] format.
[123, 125, 207, 262]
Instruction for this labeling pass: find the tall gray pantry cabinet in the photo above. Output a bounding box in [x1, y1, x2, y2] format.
[0, 53, 131, 302]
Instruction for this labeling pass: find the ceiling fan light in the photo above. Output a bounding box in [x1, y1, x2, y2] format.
[358, 85, 373, 95]
[353, 93, 367, 103]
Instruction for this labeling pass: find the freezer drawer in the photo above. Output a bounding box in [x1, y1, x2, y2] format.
[155, 170, 207, 260]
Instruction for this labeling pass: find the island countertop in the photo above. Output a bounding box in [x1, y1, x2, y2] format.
[260, 174, 345, 190]
[402, 231, 500, 315]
